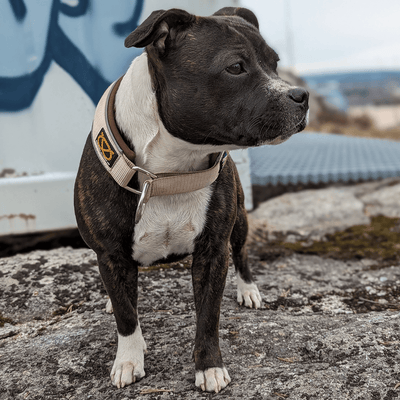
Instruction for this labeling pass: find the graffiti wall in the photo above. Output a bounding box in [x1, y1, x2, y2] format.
[1, 0, 145, 175]
[0, 0, 251, 235]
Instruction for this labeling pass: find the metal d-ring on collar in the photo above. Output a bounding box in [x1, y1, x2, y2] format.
[135, 180, 151, 224]
[124, 166, 156, 224]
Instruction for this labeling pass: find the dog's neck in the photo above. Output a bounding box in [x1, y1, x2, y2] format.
[115, 53, 215, 174]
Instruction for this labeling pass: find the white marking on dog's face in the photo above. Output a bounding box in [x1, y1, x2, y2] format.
[236, 274, 262, 309]
[264, 76, 291, 92]
[195, 367, 231, 393]
[254, 75, 308, 146]
[111, 324, 147, 388]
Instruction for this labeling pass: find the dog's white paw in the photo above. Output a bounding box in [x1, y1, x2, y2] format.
[195, 367, 231, 393]
[105, 298, 113, 313]
[106, 299, 114, 314]
[111, 360, 145, 388]
[111, 327, 147, 388]
[237, 275, 262, 309]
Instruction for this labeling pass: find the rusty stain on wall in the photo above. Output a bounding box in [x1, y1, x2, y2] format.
[0, 214, 37, 234]
[0, 169, 28, 178]
[0, 168, 16, 178]
[0, 214, 36, 221]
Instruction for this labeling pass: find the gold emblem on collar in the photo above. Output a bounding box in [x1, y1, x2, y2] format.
[96, 128, 117, 167]
[97, 131, 114, 161]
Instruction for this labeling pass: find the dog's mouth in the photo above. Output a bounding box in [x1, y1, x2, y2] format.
[246, 113, 308, 147]
[265, 114, 307, 144]
[194, 111, 308, 149]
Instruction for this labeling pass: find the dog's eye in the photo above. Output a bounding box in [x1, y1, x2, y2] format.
[226, 63, 244, 75]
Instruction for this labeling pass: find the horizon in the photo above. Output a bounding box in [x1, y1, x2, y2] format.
[298, 68, 400, 78]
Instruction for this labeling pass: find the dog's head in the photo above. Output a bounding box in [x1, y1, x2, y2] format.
[125, 7, 309, 148]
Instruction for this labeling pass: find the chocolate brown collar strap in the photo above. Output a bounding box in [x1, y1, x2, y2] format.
[91, 78, 228, 223]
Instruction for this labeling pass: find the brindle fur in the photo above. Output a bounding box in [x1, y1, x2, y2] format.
[74, 133, 249, 371]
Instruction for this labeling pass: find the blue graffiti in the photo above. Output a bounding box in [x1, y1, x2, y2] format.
[113, 0, 145, 37]
[58, 0, 89, 17]
[9, 0, 27, 22]
[0, 0, 144, 112]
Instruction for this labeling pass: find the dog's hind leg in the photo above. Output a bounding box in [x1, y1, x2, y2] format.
[98, 252, 147, 388]
[230, 193, 262, 309]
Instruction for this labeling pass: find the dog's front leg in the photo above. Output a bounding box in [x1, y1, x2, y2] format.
[98, 253, 147, 388]
[191, 246, 231, 393]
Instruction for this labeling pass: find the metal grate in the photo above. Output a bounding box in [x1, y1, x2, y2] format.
[249, 133, 400, 186]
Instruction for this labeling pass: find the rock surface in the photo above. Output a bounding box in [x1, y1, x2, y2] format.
[360, 182, 400, 218]
[251, 187, 369, 237]
[1, 179, 400, 399]
[251, 178, 400, 239]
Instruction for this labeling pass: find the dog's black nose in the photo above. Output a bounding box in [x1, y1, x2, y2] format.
[288, 88, 309, 104]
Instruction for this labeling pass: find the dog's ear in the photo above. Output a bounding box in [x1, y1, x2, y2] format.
[125, 8, 194, 54]
[213, 7, 259, 30]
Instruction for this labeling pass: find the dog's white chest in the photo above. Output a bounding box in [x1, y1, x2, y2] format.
[132, 188, 211, 266]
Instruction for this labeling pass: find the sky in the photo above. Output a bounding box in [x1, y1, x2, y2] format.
[241, 0, 400, 75]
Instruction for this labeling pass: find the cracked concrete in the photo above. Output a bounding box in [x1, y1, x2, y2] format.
[1, 179, 400, 399]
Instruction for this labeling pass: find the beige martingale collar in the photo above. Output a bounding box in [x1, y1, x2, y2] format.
[91, 77, 228, 223]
